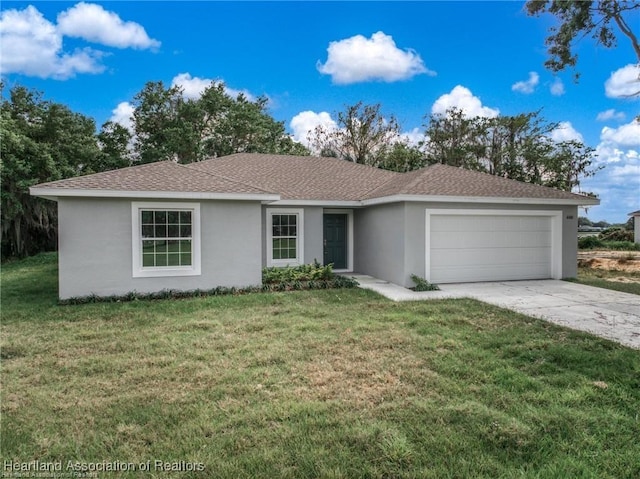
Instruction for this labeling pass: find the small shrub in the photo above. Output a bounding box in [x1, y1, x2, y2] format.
[578, 235, 603, 249]
[410, 274, 440, 291]
[262, 260, 334, 283]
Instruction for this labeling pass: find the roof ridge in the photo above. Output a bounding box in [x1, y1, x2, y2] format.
[360, 165, 425, 198]
[398, 165, 435, 194]
[177, 161, 277, 195]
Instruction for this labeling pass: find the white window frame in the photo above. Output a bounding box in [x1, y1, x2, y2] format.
[131, 202, 201, 278]
[267, 208, 304, 267]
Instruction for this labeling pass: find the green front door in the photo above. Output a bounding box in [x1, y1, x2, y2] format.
[323, 214, 347, 269]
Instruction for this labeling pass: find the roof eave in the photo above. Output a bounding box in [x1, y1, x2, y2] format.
[29, 187, 280, 202]
[266, 199, 362, 207]
[361, 194, 600, 207]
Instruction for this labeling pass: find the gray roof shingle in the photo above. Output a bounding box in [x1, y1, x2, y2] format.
[31, 153, 598, 204]
[186, 153, 399, 201]
[32, 160, 275, 195]
[364, 163, 594, 201]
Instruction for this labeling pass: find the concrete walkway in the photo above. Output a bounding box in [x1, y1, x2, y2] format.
[349, 275, 640, 349]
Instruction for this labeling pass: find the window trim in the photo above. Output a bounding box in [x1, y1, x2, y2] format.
[131, 202, 201, 278]
[266, 208, 304, 267]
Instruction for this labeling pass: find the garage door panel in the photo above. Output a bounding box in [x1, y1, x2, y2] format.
[432, 247, 551, 267]
[431, 263, 551, 283]
[432, 215, 551, 232]
[432, 231, 551, 249]
[428, 213, 553, 283]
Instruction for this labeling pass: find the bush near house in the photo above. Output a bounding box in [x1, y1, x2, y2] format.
[410, 274, 440, 291]
[262, 260, 335, 283]
[58, 261, 356, 304]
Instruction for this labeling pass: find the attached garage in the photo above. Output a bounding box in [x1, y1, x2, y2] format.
[425, 209, 563, 284]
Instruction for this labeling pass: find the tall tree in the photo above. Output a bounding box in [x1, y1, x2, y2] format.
[377, 141, 427, 172]
[423, 108, 488, 170]
[422, 108, 601, 193]
[1, 84, 102, 258]
[131, 81, 309, 164]
[132, 81, 186, 163]
[526, 0, 640, 85]
[308, 102, 401, 166]
[96, 121, 133, 171]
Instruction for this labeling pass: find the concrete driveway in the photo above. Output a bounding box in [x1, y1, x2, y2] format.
[351, 276, 640, 349]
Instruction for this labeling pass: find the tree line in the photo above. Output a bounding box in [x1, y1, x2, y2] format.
[2, 81, 600, 259]
[1, 81, 307, 258]
[308, 102, 600, 194]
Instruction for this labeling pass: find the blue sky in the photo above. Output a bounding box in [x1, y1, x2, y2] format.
[1, 1, 638, 222]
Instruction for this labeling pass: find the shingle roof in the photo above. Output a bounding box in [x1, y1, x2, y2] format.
[32, 160, 275, 196]
[364, 163, 594, 201]
[629, 210, 640, 216]
[30, 153, 598, 204]
[187, 153, 399, 201]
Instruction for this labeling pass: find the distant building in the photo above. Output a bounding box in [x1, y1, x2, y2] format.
[577, 226, 604, 232]
[629, 210, 640, 244]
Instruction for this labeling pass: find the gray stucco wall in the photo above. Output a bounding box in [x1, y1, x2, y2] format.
[58, 198, 263, 299]
[355, 202, 579, 288]
[353, 203, 406, 286]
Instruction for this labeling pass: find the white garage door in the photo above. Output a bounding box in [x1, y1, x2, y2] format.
[428, 213, 553, 283]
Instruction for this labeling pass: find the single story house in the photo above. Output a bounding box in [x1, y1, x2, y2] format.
[629, 210, 640, 244]
[30, 153, 599, 299]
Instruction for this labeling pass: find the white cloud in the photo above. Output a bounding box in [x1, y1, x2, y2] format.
[171, 73, 255, 101]
[550, 121, 584, 143]
[290, 111, 338, 146]
[511, 72, 539, 94]
[600, 121, 640, 147]
[109, 101, 135, 132]
[596, 109, 626, 122]
[582, 121, 640, 221]
[400, 127, 424, 147]
[0, 3, 159, 79]
[550, 77, 565, 96]
[431, 85, 499, 118]
[317, 31, 434, 84]
[57, 2, 160, 49]
[171, 73, 213, 99]
[0, 5, 104, 79]
[605, 64, 640, 98]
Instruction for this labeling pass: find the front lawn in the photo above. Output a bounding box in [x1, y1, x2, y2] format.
[2, 254, 639, 478]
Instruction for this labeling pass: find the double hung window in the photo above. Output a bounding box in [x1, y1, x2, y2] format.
[132, 202, 201, 277]
[267, 209, 303, 267]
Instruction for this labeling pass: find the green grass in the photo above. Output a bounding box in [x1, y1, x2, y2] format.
[568, 266, 640, 295]
[2, 253, 640, 478]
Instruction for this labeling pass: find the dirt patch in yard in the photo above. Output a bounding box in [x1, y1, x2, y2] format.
[292, 333, 434, 405]
[578, 251, 640, 274]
